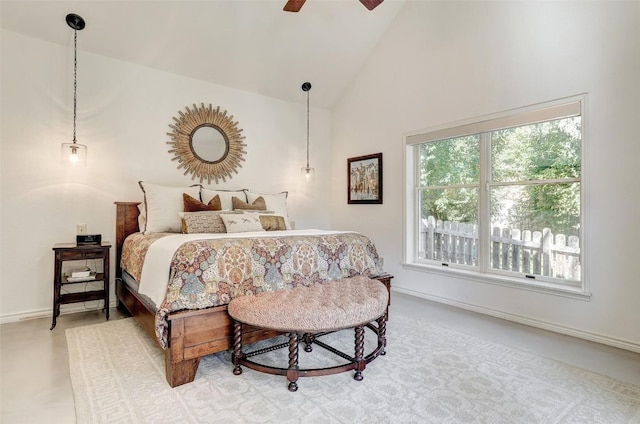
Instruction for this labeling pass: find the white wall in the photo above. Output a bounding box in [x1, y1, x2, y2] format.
[0, 30, 332, 321]
[331, 1, 640, 349]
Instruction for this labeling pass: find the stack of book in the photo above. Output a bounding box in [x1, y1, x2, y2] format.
[66, 267, 96, 282]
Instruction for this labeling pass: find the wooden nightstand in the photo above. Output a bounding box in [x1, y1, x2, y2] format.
[50, 242, 111, 330]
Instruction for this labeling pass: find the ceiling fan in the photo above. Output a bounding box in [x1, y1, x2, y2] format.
[284, 0, 384, 13]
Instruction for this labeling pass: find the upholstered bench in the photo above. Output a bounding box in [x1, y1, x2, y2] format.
[228, 275, 389, 391]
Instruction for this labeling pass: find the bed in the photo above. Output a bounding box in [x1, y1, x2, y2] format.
[114, 200, 392, 387]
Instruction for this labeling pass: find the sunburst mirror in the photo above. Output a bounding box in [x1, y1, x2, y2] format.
[167, 103, 246, 184]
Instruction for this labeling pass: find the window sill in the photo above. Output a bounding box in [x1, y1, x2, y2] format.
[402, 261, 591, 301]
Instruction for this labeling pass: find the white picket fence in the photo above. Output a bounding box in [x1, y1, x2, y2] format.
[419, 216, 581, 281]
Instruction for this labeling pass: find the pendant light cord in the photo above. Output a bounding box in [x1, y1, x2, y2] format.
[306, 89, 310, 169]
[72, 28, 78, 144]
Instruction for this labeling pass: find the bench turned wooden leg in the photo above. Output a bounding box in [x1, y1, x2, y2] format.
[287, 332, 299, 392]
[378, 315, 387, 356]
[232, 321, 244, 375]
[302, 333, 315, 352]
[354, 326, 365, 381]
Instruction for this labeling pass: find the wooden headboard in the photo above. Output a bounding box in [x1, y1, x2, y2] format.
[114, 201, 141, 279]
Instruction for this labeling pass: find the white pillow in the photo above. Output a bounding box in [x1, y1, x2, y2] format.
[219, 213, 265, 233]
[201, 188, 247, 211]
[246, 191, 291, 229]
[137, 203, 146, 232]
[138, 182, 201, 234]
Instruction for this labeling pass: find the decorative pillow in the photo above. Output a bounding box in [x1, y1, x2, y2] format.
[180, 211, 241, 234]
[239, 210, 275, 214]
[183, 193, 221, 212]
[232, 196, 266, 211]
[139, 182, 201, 234]
[258, 215, 287, 231]
[201, 188, 247, 211]
[246, 191, 291, 228]
[137, 203, 146, 232]
[219, 213, 265, 233]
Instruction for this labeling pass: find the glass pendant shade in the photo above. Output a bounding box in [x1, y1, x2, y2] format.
[301, 166, 315, 182]
[61, 142, 87, 166]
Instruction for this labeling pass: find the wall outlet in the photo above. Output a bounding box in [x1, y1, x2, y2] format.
[77, 224, 87, 235]
[379, 256, 384, 266]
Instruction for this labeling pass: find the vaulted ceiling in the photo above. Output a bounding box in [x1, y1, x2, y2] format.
[1, 0, 405, 108]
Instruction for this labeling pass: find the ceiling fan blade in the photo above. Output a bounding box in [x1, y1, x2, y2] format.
[359, 0, 384, 10]
[284, 0, 306, 12]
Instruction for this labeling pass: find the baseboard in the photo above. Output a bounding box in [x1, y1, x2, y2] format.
[0, 300, 119, 325]
[392, 287, 640, 354]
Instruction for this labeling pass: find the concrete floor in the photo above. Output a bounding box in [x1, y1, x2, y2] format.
[1, 292, 639, 423]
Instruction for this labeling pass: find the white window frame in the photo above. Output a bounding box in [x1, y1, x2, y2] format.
[403, 95, 590, 300]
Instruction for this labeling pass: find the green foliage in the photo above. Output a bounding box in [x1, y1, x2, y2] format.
[419, 135, 479, 223]
[492, 117, 581, 235]
[419, 117, 581, 235]
[421, 188, 478, 223]
[491, 118, 581, 182]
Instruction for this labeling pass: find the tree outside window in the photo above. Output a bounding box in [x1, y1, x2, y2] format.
[409, 100, 583, 287]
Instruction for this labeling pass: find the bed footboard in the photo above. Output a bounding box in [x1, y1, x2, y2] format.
[116, 276, 281, 387]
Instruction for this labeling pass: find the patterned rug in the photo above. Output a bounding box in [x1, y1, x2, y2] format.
[66, 314, 640, 424]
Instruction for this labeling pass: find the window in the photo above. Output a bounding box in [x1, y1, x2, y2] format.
[404, 97, 585, 294]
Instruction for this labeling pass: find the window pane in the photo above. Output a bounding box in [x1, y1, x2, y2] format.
[492, 117, 581, 183]
[490, 183, 581, 281]
[419, 188, 478, 265]
[419, 135, 480, 187]
[408, 99, 583, 289]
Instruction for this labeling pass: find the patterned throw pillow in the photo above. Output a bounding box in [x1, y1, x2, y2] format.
[180, 211, 240, 234]
[183, 193, 221, 212]
[219, 213, 265, 233]
[258, 215, 287, 231]
[231, 196, 266, 211]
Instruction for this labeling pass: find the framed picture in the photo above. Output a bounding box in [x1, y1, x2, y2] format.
[348, 153, 383, 204]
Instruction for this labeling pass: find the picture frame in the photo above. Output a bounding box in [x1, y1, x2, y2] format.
[348, 153, 383, 204]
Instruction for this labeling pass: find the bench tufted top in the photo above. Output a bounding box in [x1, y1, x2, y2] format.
[228, 275, 388, 333]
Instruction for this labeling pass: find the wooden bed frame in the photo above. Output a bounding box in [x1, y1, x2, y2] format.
[114, 201, 392, 387]
[115, 202, 283, 387]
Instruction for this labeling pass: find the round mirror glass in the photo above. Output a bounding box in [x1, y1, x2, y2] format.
[190, 125, 228, 163]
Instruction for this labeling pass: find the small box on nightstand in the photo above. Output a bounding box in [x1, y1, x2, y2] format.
[76, 234, 102, 246]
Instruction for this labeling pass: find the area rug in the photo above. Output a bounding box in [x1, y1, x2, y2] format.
[66, 314, 640, 424]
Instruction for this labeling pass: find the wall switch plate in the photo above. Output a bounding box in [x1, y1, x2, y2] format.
[77, 224, 87, 235]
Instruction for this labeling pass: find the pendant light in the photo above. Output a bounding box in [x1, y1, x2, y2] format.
[300, 82, 315, 182]
[61, 13, 87, 167]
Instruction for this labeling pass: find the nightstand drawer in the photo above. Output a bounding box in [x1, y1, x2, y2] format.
[59, 248, 105, 261]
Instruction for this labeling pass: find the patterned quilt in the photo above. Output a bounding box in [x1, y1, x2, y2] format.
[121, 232, 382, 348]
